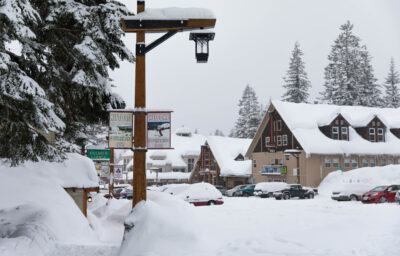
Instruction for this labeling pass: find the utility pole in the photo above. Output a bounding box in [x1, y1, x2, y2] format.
[109, 148, 114, 197]
[121, 1, 216, 208]
[132, 0, 147, 207]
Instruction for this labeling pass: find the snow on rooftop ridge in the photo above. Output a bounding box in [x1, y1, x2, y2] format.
[175, 126, 192, 136]
[271, 100, 400, 156]
[124, 7, 215, 20]
[206, 136, 252, 177]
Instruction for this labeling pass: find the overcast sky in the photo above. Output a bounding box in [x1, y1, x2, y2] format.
[111, 0, 400, 136]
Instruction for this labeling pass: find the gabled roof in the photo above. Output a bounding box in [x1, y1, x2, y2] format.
[206, 136, 252, 177]
[248, 100, 400, 157]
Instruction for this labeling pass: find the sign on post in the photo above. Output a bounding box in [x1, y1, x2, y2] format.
[147, 111, 172, 149]
[109, 111, 133, 149]
[87, 149, 110, 161]
[114, 165, 124, 179]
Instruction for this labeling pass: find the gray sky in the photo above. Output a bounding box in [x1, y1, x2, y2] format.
[111, 0, 400, 136]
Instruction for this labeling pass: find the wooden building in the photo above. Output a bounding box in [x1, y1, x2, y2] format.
[190, 136, 252, 189]
[246, 100, 400, 187]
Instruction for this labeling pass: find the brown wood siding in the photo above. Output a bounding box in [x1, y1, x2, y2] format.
[355, 116, 386, 142]
[318, 114, 350, 140]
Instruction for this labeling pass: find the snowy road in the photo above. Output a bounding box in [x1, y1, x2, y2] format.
[119, 195, 400, 256]
[191, 196, 400, 256]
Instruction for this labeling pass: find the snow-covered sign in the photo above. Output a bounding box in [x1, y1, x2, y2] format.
[109, 111, 133, 149]
[101, 164, 110, 178]
[114, 165, 124, 179]
[147, 111, 172, 149]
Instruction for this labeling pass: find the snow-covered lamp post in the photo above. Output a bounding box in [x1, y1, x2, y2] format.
[190, 30, 215, 63]
[284, 149, 301, 185]
[121, 1, 216, 208]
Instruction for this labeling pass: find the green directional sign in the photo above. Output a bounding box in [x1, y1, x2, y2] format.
[87, 149, 110, 160]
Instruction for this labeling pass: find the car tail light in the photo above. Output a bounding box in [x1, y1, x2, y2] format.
[123, 193, 126, 197]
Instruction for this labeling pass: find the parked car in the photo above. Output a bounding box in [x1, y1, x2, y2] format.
[331, 183, 372, 201]
[214, 185, 227, 195]
[396, 190, 400, 205]
[225, 184, 249, 197]
[121, 188, 133, 200]
[104, 187, 125, 199]
[239, 184, 256, 197]
[361, 185, 400, 203]
[160, 183, 224, 206]
[273, 184, 315, 200]
[254, 182, 288, 198]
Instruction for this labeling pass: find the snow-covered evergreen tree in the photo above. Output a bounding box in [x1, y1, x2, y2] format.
[383, 58, 400, 108]
[214, 129, 225, 137]
[281, 42, 311, 103]
[357, 48, 381, 107]
[0, 0, 134, 164]
[232, 85, 262, 139]
[320, 21, 380, 106]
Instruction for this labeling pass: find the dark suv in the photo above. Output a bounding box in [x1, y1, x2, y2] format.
[273, 184, 315, 200]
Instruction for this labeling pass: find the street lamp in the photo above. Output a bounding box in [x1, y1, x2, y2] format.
[121, 4, 216, 208]
[189, 30, 215, 63]
[284, 149, 301, 184]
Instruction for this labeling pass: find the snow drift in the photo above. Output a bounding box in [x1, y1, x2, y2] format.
[318, 164, 400, 196]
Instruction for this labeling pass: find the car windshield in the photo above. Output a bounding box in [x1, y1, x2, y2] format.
[370, 186, 387, 192]
[245, 185, 255, 189]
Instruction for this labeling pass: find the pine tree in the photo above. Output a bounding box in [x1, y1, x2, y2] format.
[0, 0, 134, 164]
[232, 85, 262, 139]
[357, 48, 381, 107]
[383, 58, 400, 108]
[281, 42, 311, 103]
[214, 129, 224, 137]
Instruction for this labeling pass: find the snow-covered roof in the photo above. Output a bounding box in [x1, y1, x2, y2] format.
[0, 153, 98, 188]
[147, 132, 206, 168]
[174, 126, 192, 136]
[124, 8, 215, 20]
[206, 136, 252, 177]
[127, 170, 190, 181]
[272, 100, 400, 156]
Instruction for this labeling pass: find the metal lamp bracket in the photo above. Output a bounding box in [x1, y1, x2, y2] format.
[136, 30, 178, 56]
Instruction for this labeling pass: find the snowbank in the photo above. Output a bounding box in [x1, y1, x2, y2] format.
[254, 182, 287, 192]
[318, 165, 400, 196]
[0, 153, 100, 256]
[119, 191, 202, 256]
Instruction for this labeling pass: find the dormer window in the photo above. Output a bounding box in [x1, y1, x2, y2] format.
[369, 128, 376, 142]
[377, 128, 384, 142]
[341, 127, 348, 140]
[332, 127, 339, 140]
[276, 120, 282, 131]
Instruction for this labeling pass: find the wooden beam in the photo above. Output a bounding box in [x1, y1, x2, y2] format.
[121, 18, 216, 33]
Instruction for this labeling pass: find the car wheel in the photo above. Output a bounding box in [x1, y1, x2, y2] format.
[244, 192, 249, 197]
[379, 197, 387, 203]
[208, 201, 216, 206]
[349, 195, 358, 201]
[284, 194, 290, 200]
[308, 193, 314, 199]
[275, 197, 281, 200]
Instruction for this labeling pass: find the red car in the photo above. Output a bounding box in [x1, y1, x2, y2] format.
[361, 185, 400, 203]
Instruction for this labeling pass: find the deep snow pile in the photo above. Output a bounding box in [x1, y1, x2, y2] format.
[254, 182, 287, 192]
[318, 164, 400, 196]
[119, 191, 202, 256]
[0, 154, 99, 256]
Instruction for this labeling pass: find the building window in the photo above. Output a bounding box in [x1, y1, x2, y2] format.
[380, 159, 386, 166]
[377, 128, 384, 142]
[398, 159, 400, 165]
[341, 127, 348, 140]
[388, 159, 393, 165]
[344, 158, 350, 168]
[265, 136, 270, 145]
[340, 120, 344, 125]
[332, 127, 339, 140]
[325, 158, 331, 168]
[285, 154, 290, 160]
[333, 158, 339, 168]
[372, 121, 376, 126]
[277, 120, 282, 131]
[277, 135, 282, 146]
[271, 159, 275, 165]
[362, 158, 368, 167]
[282, 135, 288, 146]
[335, 120, 339, 125]
[351, 158, 358, 168]
[370, 158, 376, 167]
[253, 159, 257, 168]
[377, 121, 381, 126]
[279, 159, 283, 165]
[188, 158, 195, 172]
[369, 128, 376, 142]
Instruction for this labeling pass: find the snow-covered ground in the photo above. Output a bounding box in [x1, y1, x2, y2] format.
[120, 194, 400, 256]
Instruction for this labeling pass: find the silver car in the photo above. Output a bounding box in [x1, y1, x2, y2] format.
[225, 184, 248, 197]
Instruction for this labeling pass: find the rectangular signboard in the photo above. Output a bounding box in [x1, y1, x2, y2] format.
[114, 165, 124, 179]
[87, 149, 110, 160]
[261, 165, 287, 175]
[109, 111, 133, 149]
[147, 112, 172, 149]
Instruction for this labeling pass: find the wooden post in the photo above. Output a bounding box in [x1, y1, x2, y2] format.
[109, 148, 114, 197]
[132, 0, 147, 208]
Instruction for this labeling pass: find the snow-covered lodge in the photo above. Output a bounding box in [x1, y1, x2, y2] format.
[190, 136, 252, 188]
[246, 100, 400, 187]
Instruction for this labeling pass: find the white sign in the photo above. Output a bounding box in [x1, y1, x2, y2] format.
[114, 165, 124, 179]
[101, 165, 110, 177]
[147, 112, 171, 149]
[109, 111, 133, 149]
[293, 168, 298, 176]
